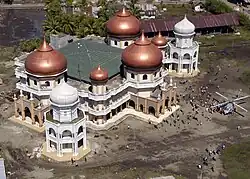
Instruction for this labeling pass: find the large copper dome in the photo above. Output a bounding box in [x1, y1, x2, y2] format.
[122, 31, 163, 69]
[25, 38, 67, 76]
[90, 65, 108, 82]
[152, 32, 168, 47]
[106, 8, 140, 37]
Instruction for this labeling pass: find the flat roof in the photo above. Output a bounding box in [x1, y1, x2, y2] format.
[59, 39, 123, 82]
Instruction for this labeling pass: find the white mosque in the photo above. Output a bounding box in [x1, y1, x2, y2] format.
[12, 8, 199, 159]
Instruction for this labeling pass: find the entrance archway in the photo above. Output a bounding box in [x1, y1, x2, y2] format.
[148, 106, 156, 116]
[122, 103, 126, 109]
[165, 97, 169, 107]
[24, 107, 31, 118]
[159, 106, 163, 113]
[34, 115, 39, 123]
[17, 108, 21, 116]
[129, 100, 135, 109]
[139, 104, 144, 112]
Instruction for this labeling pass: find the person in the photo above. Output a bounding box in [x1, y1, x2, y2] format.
[71, 157, 74, 165]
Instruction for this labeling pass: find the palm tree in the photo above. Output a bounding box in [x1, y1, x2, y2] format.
[43, 17, 62, 35]
[61, 14, 76, 34]
[127, 0, 141, 18]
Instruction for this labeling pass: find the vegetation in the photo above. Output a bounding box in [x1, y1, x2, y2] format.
[222, 142, 250, 179]
[204, 0, 233, 14]
[43, 0, 141, 38]
[19, 38, 42, 52]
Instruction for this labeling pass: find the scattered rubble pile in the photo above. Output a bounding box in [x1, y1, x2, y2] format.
[0, 142, 32, 178]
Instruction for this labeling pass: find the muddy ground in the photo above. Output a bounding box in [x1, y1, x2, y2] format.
[1, 44, 250, 179]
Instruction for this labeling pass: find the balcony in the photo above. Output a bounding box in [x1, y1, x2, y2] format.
[16, 82, 52, 96]
[15, 67, 27, 79]
[169, 41, 199, 50]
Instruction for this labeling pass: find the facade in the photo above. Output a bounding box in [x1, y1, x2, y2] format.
[45, 82, 87, 157]
[162, 16, 199, 75]
[13, 8, 185, 134]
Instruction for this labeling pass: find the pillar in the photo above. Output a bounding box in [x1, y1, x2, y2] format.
[83, 124, 87, 148]
[46, 130, 50, 152]
[144, 98, 148, 114]
[13, 94, 18, 117]
[156, 102, 160, 117]
[136, 96, 139, 111]
[173, 83, 177, 105]
[30, 94, 35, 124]
[20, 90, 25, 120]
[38, 103, 43, 127]
[168, 89, 172, 108]
[178, 56, 182, 73]
[195, 61, 198, 71]
[161, 90, 166, 114]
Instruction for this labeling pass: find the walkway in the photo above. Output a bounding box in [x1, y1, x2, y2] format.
[0, 3, 44, 9]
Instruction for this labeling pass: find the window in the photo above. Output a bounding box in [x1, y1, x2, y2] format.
[58, 79, 60, 84]
[64, 112, 67, 116]
[124, 41, 128, 46]
[45, 81, 50, 86]
[143, 74, 147, 80]
[131, 73, 135, 79]
[34, 80, 37, 85]
[114, 40, 117, 45]
[27, 78, 30, 86]
[154, 72, 157, 77]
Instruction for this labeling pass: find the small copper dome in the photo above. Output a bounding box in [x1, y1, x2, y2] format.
[122, 31, 163, 69]
[25, 38, 67, 76]
[106, 8, 140, 37]
[152, 32, 168, 47]
[90, 65, 108, 82]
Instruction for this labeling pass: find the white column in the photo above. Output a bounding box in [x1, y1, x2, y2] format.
[46, 130, 50, 152]
[83, 125, 87, 148]
[195, 61, 198, 71]
[74, 142, 78, 156]
[57, 142, 60, 156]
[190, 57, 193, 74]
[178, 56, 182, 73]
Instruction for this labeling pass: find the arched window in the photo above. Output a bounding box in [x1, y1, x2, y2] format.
[49, 128, 56, 137]
[173, 52, 178, 59]
[34, 80, 37, 85]
[114, 40, 117, 46]
[62, 130, 72, 138]
[45, 81, 50, 86]
[154, 72, 157, 77]
[183, 53, 191, 60]
[124, 41, 129, 46]
[143, 74, 147, 80]
[77, 126, 83, 135]
[131, 73, 135, 79]
[194, 51, 197, 58]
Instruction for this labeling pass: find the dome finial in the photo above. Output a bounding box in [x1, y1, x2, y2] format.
[97, 64, 101, 70]
[158, 31, 162, 37]
[122, 7, 126, 14]
[141, 30, 145, 41]
[38, 35, 53, 52]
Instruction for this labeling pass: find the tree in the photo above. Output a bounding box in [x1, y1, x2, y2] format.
[204, 0, 233, 14]
[61, 14, 76, 35]
[126, 0, 141, 18]
[43, 16, 62, 35]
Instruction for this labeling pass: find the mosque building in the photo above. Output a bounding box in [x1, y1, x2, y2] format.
[106, 8, 200, 76]
[12, 8, 201, 139]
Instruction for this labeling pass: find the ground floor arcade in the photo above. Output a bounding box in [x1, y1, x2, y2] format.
[88, 86, 177, 125]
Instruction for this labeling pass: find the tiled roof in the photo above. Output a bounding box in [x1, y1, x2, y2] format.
[141, 13, 240, 33]
[59, 39, 122, 82]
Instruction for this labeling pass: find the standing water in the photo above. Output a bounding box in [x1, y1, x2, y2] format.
[0, 8, 45, 46]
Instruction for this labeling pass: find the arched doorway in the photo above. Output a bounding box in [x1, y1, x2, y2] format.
[148, 106, 156, 116]
[24, 107, 31, 118]
[34, 115, 39, 123]
[139, 104, 144, 112]
[129, 100, 135, 109]
[159, 106, 163, 113]
[122, 103, 126, 109]
[17, 108, 22, 116]
[165, 97, 169, 107]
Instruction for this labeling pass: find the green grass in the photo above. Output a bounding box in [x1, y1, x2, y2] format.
[221, 142, 250, 179]
[158, 4, 209, 18]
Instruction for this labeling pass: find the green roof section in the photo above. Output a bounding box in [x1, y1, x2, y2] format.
[59, 39, 123, 82]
